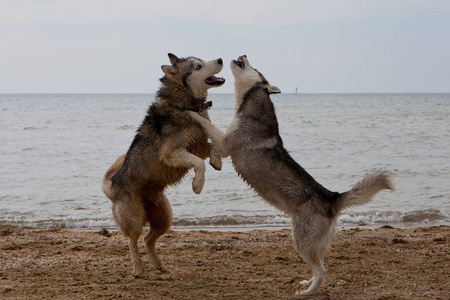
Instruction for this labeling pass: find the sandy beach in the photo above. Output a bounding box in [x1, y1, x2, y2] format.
[1, 226, 448, 299]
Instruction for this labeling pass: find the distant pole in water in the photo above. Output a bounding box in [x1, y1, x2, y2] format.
[295, 87, 298, 94]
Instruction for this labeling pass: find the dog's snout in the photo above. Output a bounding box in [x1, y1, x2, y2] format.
[217, 58, 223, 65]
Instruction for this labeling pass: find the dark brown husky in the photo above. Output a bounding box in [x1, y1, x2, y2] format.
[102, 53, 225, 276]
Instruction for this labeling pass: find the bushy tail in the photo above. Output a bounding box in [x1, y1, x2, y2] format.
[102, 154, 126, 201]
[336, 171, 394, 212]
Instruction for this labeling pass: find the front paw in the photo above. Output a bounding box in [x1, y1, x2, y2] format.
[192, 176, 205, 194]
[210, 156, 222, 171]
[192, 166, 205, 194]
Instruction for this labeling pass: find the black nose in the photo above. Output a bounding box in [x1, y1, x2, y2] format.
[217, 58, 223, 65]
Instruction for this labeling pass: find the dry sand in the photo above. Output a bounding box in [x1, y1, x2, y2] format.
[0, 226, 448, 299]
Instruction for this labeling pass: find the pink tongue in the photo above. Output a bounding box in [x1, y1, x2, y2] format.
[207, 76, 219, 82]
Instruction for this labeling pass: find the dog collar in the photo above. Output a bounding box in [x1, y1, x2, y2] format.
[190, 101, 212, 112]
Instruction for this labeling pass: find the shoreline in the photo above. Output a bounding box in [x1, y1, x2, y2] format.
[170, 222, 449, 232]
[2, 220, 449, 233]
[1, 225, 448, 299]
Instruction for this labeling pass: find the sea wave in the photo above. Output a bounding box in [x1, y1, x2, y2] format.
[0, 209, 448, 231]
[338, 209, 448, 225]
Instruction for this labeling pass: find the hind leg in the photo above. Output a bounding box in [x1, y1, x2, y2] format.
[113, 199, 146, 277]
[298, 236, 333, 289]
[144, 192, 173, 272]
[128, 237, 144, 277]
[291, 214, 334, 296]
[296, 249, 326, 296]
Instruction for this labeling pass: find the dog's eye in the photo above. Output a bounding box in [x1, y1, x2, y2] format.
[196, 65, 202, 70]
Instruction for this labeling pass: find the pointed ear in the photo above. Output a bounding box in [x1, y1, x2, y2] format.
[161, 65, 179, 80]
[168, 53, 179, 65]
[267, 84, 281, 94]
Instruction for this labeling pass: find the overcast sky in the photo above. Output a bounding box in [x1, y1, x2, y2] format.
[1, 0, 449, 94]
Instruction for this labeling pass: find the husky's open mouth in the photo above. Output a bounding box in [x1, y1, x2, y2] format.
[233, 55, 246, 69]
[205, 76, 225, 86]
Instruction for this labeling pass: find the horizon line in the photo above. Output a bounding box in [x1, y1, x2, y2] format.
[1, 92, 449, 95]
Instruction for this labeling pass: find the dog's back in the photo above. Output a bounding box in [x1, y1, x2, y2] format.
[103, 104, 196, 203]
[109, 103, 197, 196]
[226, 87, 340, 215]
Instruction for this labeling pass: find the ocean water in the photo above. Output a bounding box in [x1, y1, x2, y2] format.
[1, 93, 449, 230]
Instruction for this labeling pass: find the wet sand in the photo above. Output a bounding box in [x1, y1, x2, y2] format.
[0, 226, 448, 299]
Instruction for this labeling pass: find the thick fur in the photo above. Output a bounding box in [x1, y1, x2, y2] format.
[102, 53, 225, 276]
[188, 55, 394, 296]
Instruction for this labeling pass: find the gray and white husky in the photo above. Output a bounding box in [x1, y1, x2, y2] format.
[188, 55, 394, 296]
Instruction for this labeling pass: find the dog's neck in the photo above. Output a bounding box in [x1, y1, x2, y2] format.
[234, 84, 254, 110]
[157, 79, 209, 111]
[234, 86, 255, 113]
[186, 101, 212, 112]
[234, 93, 245, 110]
